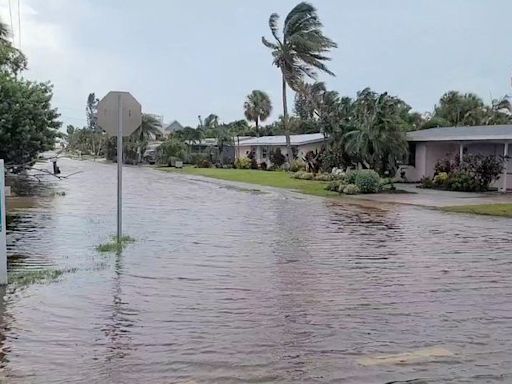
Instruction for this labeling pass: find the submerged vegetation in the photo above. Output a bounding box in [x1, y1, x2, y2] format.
[9, 267, 77, 287]
[96, 235, 136, 253]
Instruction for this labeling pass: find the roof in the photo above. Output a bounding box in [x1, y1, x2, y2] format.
[164, 120, 183, 132]
[236, 133, 325, 146]
[407, 125, 512, 142]
[184, 138, 218, 146]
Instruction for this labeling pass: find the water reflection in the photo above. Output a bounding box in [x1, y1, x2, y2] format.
[1, 158, 512, 383]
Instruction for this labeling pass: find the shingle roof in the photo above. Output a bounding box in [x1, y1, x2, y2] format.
[407, 125, 512, 142]
[236, 133, 325, 146]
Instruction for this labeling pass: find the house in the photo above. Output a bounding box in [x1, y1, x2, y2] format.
[403, 125, 512, 191]
[161, 120, 184, 137]
[235, 133, 327, 165]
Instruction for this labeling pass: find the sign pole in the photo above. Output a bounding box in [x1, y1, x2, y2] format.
[117, 94, 123, 242]
[0, 160, 7, 285]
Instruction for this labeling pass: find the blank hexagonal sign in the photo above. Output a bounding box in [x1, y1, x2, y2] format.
[97, 91, 142, 137]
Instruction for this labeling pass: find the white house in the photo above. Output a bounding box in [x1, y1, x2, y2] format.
[235, 133, 327, 165]
[403, 125, 512, 191]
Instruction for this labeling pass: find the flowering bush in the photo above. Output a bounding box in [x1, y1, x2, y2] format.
[431, 154, 503, 192]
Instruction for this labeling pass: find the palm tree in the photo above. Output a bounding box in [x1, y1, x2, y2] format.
[345, 88, 409, 174]
[294, 81, 326, 120]
[243, 90, 272, 137]
[262, 2, 337, 163]
[130, 113, 163, 162]
[204, 114, 219, 129]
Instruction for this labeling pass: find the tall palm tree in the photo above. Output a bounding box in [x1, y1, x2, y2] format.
[262, 2, 337, 163]
[243, 90, 272, 137]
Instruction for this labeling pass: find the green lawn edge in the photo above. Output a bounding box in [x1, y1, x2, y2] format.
[157, 167, 340, 198]
[441, 204, 512, 218]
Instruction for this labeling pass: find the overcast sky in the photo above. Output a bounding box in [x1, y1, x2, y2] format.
[1, 0, 511, 128]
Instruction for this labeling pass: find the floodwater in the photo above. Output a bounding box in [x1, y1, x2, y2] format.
[3, 158, 512, 383]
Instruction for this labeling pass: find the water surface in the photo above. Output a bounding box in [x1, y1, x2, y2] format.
[3, 158, 512, 383]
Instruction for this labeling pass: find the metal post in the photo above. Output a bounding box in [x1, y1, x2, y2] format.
[502, 142, 509, 193]
[0, 160, 7, 285]
[117, 94, 123, 242]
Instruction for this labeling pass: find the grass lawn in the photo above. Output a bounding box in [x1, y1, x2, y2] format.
[442, 204, 512, 218]
[158, 167, 339, 198]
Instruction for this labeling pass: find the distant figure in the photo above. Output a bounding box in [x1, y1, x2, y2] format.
[51, 159, 61, 175]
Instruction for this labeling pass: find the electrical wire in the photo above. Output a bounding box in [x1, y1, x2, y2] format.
[8, 0, 14, 44]
[17, 0, 21, 48]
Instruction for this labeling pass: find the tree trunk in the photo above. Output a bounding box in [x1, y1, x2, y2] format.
[255, 117, 259, 137]
[282, 73, 293, 165]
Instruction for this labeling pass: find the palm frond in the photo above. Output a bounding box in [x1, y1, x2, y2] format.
[261, 36, 279, 50]
[269, 13, 281, 42]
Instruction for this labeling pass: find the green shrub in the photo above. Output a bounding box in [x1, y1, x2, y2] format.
[269, 149, 286, 167]
[325, 180, 346, 192]
[337, 181, 348, 193]
[196, 159, 211, 168]
[234, 157, 252, 169]
[348, 170, 381, 193]
[446, 171, 481, 192]
[342, 184, 360, 195]
[260, 161, 268, 171]
[420, 176, 434, 188]
[292, 171, 314, 180]
[433, 172, 448, 185]
[433, 154, 503, 191]
[313, 173, 333, 181]
[379, 177, 396, 191]
[325, 180, 339, 191]
[290, 159, 306, 172]
[157, 139, 187, 165]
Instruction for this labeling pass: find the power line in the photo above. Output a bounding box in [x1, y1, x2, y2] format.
[17, 0, 21, 48]
[8, 0, 14, 44]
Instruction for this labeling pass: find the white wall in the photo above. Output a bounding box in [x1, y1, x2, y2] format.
[236, 142, 324, 166]
[406, 141, 511, 190]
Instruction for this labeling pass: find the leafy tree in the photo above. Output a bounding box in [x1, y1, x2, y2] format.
[243, 90, 272, 137]
[424, 91, 512, 128]
[262, 2, 336, 163]
[0, 18, 61, 165]
[174, 126, 203, 143]
[0, 20, 26, 76]
[157, 138, 187, 165]
[86, 93, 99, 130]
[82, 92, 105, 156]
[0, 77, 61, 165]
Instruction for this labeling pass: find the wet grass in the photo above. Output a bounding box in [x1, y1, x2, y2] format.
[96, 235, 136, 253]
[9, 267, 78, 286]
[442, 203, 512, 218]
[158, 167, 339, 198]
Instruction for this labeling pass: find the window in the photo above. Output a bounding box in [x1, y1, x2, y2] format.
[408, 142, 416, 166]
[262, 146, 267, 158]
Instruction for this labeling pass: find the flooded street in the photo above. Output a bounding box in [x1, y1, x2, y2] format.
[3, 158, 512, 383]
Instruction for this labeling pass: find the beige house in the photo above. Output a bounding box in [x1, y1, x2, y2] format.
[402, 125, 512, 191]
[235, 133, 326, 166]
